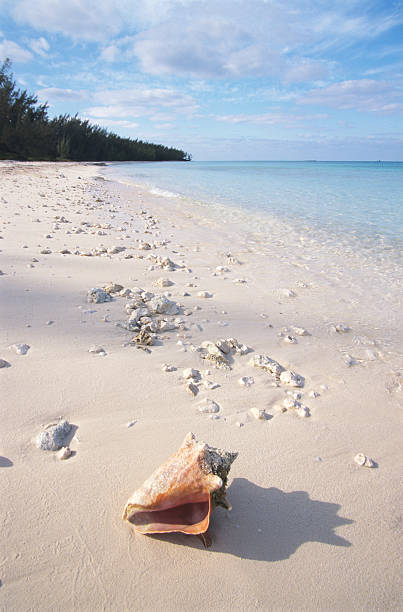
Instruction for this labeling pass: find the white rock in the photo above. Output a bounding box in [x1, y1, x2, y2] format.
[183, 368, 200, 380]
[36, 419, 71, 451]
[107, 245, 125, 254]
[148, 294, 179, 315]
[239, 376, 254, 387]
[202, 380, 220, 390]
[87, 288, 112, 303]
[103, 282, 123, 294]
[89, 345, 106, 355]
[197, 291, 213, 298]
[293, 326, 309, 336]
[296, 405, 310, 418]
[283, 397, 299, 409]
[214, 266, 229, 275]
[58, 446, 72, 460]
[227, 338, 251, 355]
[9, 343, 30, 355]
[336, 323, 350, 333]
[343, 353, 355, 367]
[161, 364, 176, 372]
[216, 339, 231, 354]
[354, 453, 375, 468]
[308, 390, 320, 398]
[159, 320, 177, 332]
[249, 354, 283, 376]
[283, 335, 297, 344]
[280, 370, 304, 387]
[250, 407, 267, 420]
[185, 382, 198, 396]
[138, 241, 151, 250]
[280, 288, 296, 297]
[156, 277, 173, 288]
[200, 341, 222, 357]
[197, 399, 220, 414]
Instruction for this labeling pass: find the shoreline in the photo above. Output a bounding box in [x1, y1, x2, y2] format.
[1, 161, 402, 611]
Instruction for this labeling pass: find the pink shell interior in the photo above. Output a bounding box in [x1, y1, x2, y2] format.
[126, 492, 211, 535]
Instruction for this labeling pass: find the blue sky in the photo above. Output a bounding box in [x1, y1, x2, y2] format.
[1, 0, 402, 160]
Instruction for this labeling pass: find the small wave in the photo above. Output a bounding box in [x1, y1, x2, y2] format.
[149, 187, 181, 198]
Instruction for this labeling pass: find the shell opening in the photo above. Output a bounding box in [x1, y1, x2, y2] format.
[126, 493, 211, 535]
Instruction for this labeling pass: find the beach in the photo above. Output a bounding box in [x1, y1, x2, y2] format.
[1, 161, 402, 611]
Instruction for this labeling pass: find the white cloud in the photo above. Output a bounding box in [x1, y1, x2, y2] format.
[216, 111, 328, 127]
[0, 38, 33, 62]
[2, 0, 402, 84]
[86, 87, 199, 120]
[29, 36, 49, 57]
[11, 0, 126, 41]
[37, 87, 89, 102]
[100, 45, 119, 63]
[299, 79, 403, 114]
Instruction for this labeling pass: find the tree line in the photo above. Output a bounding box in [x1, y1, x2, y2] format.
[0, 59, 191, 162]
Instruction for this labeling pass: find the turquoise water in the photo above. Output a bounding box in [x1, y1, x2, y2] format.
[104, 160, 403, 252]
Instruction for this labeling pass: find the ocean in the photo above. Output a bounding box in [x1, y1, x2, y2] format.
[103, 160, 402, 269]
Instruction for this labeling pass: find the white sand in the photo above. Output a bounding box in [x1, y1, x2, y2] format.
[1, 161, 402, 611]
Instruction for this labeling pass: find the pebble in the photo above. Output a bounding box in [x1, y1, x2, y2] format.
[214, 266, 229, 275]
[342, 353, 356, 367]
[104, 283, 124, 294]
[308, 390, 320, 398]
[280, 370, 305, 387]
[197, 399, 220, 414]
[89, 345, 106, 355]
[36, 419, 71, 451]
[197, 291, 213, 298]
[186, 382, 198, 396]
[40, 248, 52, 255]
[354, 453, 375, 468]
[292, 326, 309, 336]
[156, 278, 173, 288]
[250, 407, 267, 420]
[183, 368, 200, 380]
[239, 376, 254, 387]
[9, 343, 30, 355]
[58, 446, 72, 460]
[216, 339, 231, 354]
[283, 335, 297, 344]
[202, 380, 220, 390]
[280, 288, 296, 297]
[296, 405, 310, 418]
[0, 359, 11, 368]
[336, 323, 350, 333]
[161, 364, 176, 372]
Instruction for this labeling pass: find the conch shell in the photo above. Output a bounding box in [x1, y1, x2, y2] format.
[122, 432, 238, 536]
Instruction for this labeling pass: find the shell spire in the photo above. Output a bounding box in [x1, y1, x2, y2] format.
[122, 432, 238, 536]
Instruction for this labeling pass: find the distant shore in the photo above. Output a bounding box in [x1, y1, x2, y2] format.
[1, 161, 402, 611]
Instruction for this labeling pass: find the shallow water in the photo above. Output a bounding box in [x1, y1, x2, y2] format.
[103, 160, 403, 285]
[105, 161, 402, 243]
